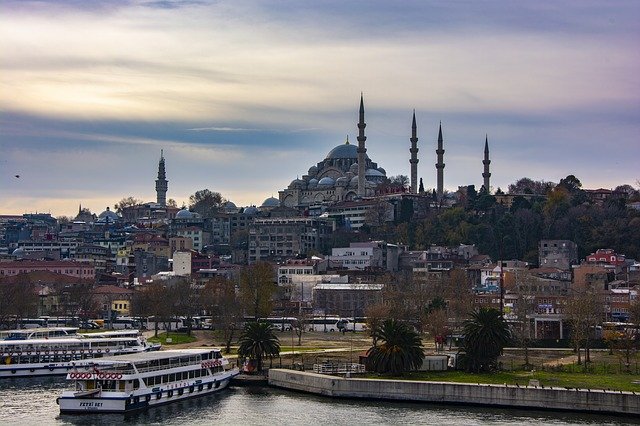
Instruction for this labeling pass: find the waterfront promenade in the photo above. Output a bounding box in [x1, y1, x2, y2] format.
[269, 369, 640, 416]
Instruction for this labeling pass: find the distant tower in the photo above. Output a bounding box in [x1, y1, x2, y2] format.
[357, 94, 367, 197]
[409, 110, 419, 194]
[436, 122, 445, 201]
[482, 135, 491, 193]
[155, 149, 168, 206]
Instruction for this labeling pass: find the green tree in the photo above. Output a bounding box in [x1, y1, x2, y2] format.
[462, 308, 511, 373]
[366, 319, 424, 375]
[189, 189, 223, 217]
[237, 321, 280, 373]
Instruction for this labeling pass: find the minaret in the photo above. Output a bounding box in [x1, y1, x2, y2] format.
[436, 122, 445, 201]
[357, 94, 367, 197]
[155, 149, 168, 206]
[409, 110, 419, 194]
[482, 135, 491, 193]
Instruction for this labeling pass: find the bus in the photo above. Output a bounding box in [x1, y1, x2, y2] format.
[258, 317, 299, 332]
[306, 317, 343, 332]
[109, 317, 142, 330]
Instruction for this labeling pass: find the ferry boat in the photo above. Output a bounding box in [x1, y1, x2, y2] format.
[0, 333, 156, 378]
[1, 327, 80, 340]
[58, 349, 239, 414]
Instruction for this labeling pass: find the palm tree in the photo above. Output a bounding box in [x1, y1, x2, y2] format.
[366, 319, 424, 375]
[237, 321, 280, 373]
[462, 308, 511, 373]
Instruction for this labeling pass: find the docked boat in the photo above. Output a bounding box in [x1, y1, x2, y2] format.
[0, 333, 157, 378]
[58, 349, 239, 414]
[1, 327, 80, 340]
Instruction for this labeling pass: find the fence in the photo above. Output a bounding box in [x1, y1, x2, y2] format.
[313, 363, 366, 375]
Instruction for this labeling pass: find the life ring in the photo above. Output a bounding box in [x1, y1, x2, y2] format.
[49, 368, 54, 371]
[30, 369, 35, 372]
[26, 351, 32, 356]
[44, 349, 50, 354]
[79, 350, 84, 354]
[105, 349, 110, 354]
[97, 349, 102, 354]
[71, 350, 76, 354]
[88, 349, 93, 354]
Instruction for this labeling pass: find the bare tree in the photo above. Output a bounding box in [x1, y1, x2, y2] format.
[201, 276, 242, 353]
[565, 289, 602, 366]
[238, 262, 277, 319]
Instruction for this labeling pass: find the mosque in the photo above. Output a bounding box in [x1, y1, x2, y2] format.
[277, 95, 485, 209]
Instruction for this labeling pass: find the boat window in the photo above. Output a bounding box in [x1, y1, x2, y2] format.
[189, 371, 194, 379]
[169, 373, 175, 382]
[133, 379, 140, 390]
[195, 370, 201, 378]
[163, 374, 169, 383]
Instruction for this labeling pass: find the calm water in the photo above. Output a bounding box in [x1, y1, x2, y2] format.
[0, 377, 637, 425]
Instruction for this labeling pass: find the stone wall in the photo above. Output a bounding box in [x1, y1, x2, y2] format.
[268, 369, 640, 415]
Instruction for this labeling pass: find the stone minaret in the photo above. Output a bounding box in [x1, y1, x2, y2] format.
[155, 149, 168, 206]
[409, 110, 419, 194]
[482, 135, 491, 193]
[357, 94, 367, 197]
[436, 122, 445, 201]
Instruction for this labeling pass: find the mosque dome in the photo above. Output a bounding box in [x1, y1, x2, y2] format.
[261, 197, 280, 208]
[308, 165, 319, 177]
[335, 177, 349, 187]
[97, 207, 119, 222]
[326, 141, 369, 160]
[288, 178, 306, 189]
[349, 163, 359, 175]
[317, 177, 335, 187]
[243, 206, 259, 215]
[223, 201, 238, 213]
[366, 168, 385, 178]
[377, 167, 386, 175]
[350, 176, 359, 187]
[175, 208, 194, 219]
[12, 247, 25, 258]
[307, 178, 319, 189]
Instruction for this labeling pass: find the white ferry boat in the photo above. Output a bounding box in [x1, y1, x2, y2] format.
[1, 327, 80, 340]
[0, 333, 156, 378]
[58, 349, 239, 414]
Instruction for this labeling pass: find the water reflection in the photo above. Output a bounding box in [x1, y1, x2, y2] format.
[1, 377, 637, 426]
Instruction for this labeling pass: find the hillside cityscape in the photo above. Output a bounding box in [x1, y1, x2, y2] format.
[1, 97, 639, 347]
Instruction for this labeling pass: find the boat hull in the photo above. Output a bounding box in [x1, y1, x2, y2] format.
[59, 368, 239, 414]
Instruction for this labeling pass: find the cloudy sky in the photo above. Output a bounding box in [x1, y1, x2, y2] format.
[1, 0, 638, 217]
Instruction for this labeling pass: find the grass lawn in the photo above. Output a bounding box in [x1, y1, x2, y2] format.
[148, 332, 198, 345]
[368, 370, 640, 392]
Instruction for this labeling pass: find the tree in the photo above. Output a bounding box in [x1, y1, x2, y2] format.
[389, 175, 409, 188]
[565, 289, 602, 366]
[167, 198, 178, 207]
[363, 199, 392, 228]
[114, 196, 142, 213]
[171, 279, 200, 336]
[61, 282, 99, 322]
[237, 321, 280, 373]
[0, 276, 39, 327]
[238, 262, 277, 319]
[508, 177, 555, 195]
[366, 319, 424, 375]
[462, 308, 511, 373]
[201, 276, 242, 353]
[425, 298, 448, 352]
[189, 189, 223, 217]
[132, 282, 173, 337]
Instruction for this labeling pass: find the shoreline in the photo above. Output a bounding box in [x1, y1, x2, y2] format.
[268, 369, 640, 416]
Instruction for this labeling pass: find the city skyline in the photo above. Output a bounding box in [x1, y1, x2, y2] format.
[1, 0, 639, 217]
